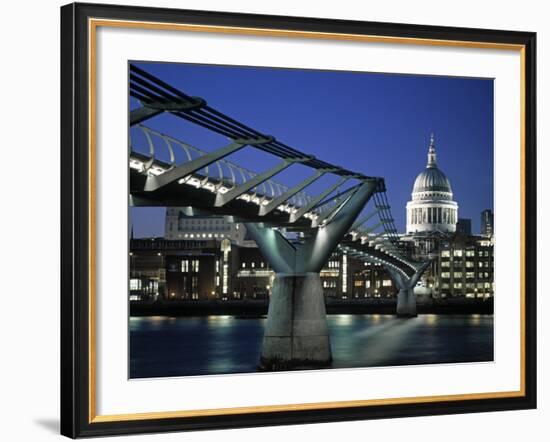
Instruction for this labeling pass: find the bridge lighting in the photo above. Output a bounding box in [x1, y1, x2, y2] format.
[203, 182, 216, 192]
[129, 159, 144, 171]
[149, 167, 165, 176]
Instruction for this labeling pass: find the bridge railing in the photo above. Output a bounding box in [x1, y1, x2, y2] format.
[130, 125, 354, 220]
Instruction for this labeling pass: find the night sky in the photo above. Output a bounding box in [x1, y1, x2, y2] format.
[130, 61, 493, 237]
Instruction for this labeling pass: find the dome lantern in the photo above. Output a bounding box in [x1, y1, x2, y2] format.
[427, 132, 437, 168]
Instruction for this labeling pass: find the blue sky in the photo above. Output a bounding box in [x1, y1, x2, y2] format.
[130, 61, 493, 236]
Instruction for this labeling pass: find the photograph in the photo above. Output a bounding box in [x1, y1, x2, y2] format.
[128, 61, 495, 378]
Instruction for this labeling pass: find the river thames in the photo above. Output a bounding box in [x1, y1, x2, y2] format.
[129, 314, 493, 378]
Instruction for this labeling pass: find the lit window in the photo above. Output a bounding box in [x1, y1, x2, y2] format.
[442, 251, 450, 258]
[382, 280, 392, 287]
[453, 250, 463, 257]
[454, 272, 462, 278]
[181, 260, 189, 272]
[191, 259, 200, 272]
[129, 279, 141, 290]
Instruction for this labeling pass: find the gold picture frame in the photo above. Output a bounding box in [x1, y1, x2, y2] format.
[61, 2, 536, 438]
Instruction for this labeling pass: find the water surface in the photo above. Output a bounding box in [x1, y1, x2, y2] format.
[129, 314, 493, 378]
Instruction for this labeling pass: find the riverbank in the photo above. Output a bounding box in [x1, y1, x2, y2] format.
[130, 297, 493, 317]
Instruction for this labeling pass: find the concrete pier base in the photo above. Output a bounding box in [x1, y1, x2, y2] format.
[387, 261, 431, 318]
[396, 288, 417, 317]
[260, 273, 332, 370]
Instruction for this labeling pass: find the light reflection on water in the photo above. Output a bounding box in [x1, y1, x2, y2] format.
[129, 314, 493, 378]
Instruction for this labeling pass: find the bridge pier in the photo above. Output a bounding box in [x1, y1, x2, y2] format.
[246, 179, 379, 370]
[260, 273, 330, 369]
[396, 287, 417, 317]
[387, 261, 432, 318]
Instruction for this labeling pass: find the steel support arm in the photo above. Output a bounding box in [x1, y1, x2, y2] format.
[215, 159, 301, 207]
[289, 178, 348, 223]
[259, 170, 325, 216]
[130, 106, 164, 126]
[296, 179, 380, 272]
[357, 221, 384, 236]
[350, 209, 381, 231]
[243, 223, 297, 273]
[143, 141, 246, 192]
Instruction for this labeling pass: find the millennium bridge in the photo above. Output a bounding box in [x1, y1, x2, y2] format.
[129, 65, 430, 369]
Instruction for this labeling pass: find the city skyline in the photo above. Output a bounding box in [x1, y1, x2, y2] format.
[130, 61, 494, 237]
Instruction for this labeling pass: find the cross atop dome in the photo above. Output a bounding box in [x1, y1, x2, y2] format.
[427, 132, 437, 168]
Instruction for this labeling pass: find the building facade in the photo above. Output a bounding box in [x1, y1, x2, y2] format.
[165, 209, 247, 245]
[129, 237, 398, 302]
[457, 218, 472, 235]
[436, 235, 494, 298]
[481, 209, 494, 237]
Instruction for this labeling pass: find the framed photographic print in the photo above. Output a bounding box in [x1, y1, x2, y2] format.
[60, 2, 537, 438]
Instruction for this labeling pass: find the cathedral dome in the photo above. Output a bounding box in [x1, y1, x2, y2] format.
[412, 167, 452, 194]
[406, 133, 458, 234]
